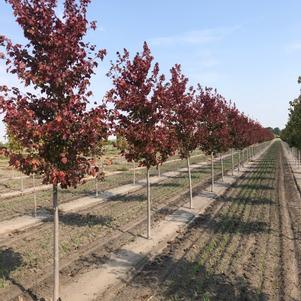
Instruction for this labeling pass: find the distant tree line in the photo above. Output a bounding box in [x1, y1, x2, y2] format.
[281, 94, 301, 146]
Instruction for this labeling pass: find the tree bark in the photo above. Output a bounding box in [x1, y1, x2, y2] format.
[187, 156, 193, 209]
[146, 167, 151, 239]
[95, 178, 99, 197]
[94, 156, 98, 197]
[21, 174, 24, 195]
[53, 184, 59, 301]
[231, 148, 234, 176]
[133, 161, 136, 185]
[211, 152, 214, 192]
[238, 151, 241, 172]
[33, 174, 37, 217]
[158, 165, 161, 177]
[220, 153, 224, 182]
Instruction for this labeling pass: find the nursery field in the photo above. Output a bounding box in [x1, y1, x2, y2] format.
[106, 140, 301, 301]
[0, 144, 255, 301]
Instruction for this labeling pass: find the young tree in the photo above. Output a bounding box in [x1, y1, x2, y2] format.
[163, 64, 199, 208]
[91, 140, 106, 197]
[6, 127, 24, 183]
[0, 1, 108, 300]
[196, 87, 230, 192]
[106, 42, 176, 239]
[226, 103, 241, 175]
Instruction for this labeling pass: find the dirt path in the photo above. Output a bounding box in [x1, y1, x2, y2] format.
[109, 141, 301, 301]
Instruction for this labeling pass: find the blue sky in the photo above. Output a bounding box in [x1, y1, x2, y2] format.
[1, 0, 301, 141]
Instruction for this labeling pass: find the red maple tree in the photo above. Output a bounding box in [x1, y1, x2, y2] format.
[163, 64, 199, 208]
[106, 42, 175, 238]
[0, 1, 108, 300]
[196, 86, 230, 191]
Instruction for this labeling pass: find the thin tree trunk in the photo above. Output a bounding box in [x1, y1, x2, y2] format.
[299, 150, 300, 169]
[187, 156, 193, 209]
[53, 184, 59, 301]
[21, 174, 24, 195]
[133, 161, 136, 185]
[33, 174, 37, 217]
[158, 165, 161, 177]
[242, 149, 244, 166]
[95, 178, 99, 197]
[146, 167, 151, 239]
[231, 148, 234, 176]
[211, 152, 214, 192]
[101, 158, 104, 173]
[220, 153, 224, 182]
[238, 151, 241, 172]
[94, 156, 98, 197]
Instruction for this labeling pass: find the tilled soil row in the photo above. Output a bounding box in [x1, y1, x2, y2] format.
[0, 153, 218, 222]
[0, 151, 245, 301]
[278, 144, 301, 300]
[99, 144, 274, 300]
[109, 141, 301, 301]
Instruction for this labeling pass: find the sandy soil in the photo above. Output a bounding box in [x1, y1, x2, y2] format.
[109, 141, 301, 301]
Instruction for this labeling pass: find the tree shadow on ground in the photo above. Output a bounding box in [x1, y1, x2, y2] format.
[220, 195, 273, 205]
[206, 214, 268, 234]
[247, 176, 275, 181]
[57, 212, 113, 227]
[151, 182, 182, 188]
[110, 193, 145, 203]
[0, 248, 44, 301]
[0, 247, 22, 282]
[111, 249, 269, 301]
[232, 183, 273, 190]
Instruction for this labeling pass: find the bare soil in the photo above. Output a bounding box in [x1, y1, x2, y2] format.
[109, 141, 301, 301]
[0, 147, 247, 300]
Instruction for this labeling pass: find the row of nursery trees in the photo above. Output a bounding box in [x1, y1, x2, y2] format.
[0, 1, 273, 300]
[281, 77, 301, 161]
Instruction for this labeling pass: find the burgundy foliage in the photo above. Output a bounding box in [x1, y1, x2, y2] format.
[0, 0, 108, 188]
[163, 64, 199, 159]
[196, 86, 230, 155]
[106, 42, 175, 168]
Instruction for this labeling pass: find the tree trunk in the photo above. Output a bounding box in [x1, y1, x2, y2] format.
[241, 149, 243, 167]
[53, 184, 59, 301]
[95, 178, 99, 197]
[146, 167, 151, 239]
[299, 150, 300, 169]
[211, 152, 214, 192]
[238, 151, 241, 172]
[33, 174, 37, 217]
[220, 153, 224, 182]
[21, 173, 24, 195]
[133, 161, 136, 185]
[187, 156, 193, 209]
[158, 165, 161, 177]
[94, 156, 98, 197]
[231, 148, 234, 176]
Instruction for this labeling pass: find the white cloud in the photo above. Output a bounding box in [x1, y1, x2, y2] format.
[150, 26, 240, 47]
[285, 41, 301, 52]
